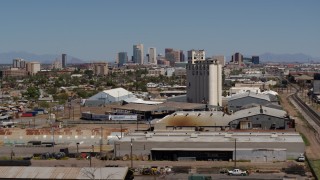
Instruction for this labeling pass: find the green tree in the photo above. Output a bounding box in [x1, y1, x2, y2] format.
[24, 86, 40, 100]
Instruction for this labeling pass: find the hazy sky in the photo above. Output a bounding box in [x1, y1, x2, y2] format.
[0, 0, 319, 61]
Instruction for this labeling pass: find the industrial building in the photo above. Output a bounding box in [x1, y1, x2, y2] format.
[186, 58, 222, 106]
[153, 105, 293, 131]
[227, 92, 278, 112]
[84, 88, 135, 106]
[92, 62, 108, 76]
[111, 101, 207, 120]
[113, 132, 304, 162]
[84, 88, 162, 107]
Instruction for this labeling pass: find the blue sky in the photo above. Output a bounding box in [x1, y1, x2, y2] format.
[0, 0, 319, 61]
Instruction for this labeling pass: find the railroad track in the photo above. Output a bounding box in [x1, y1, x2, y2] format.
[289, 86, 320, 143]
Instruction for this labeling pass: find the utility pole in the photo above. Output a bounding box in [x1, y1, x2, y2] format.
[234, 138, 237, 168]
[76, 142, 79, 158]
[100, 127, 102, 155]
[130, 138, 133, 168]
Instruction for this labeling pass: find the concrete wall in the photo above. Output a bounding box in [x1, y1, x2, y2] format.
[236, 149, 286, 162]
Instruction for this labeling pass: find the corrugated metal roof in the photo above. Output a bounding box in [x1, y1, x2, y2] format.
[154, 106, 288, 128]
[103, 87, 132, 98]
[230, 106, 287, 121]
[228, 92, 271, 102]
[0, 167, 128, 179]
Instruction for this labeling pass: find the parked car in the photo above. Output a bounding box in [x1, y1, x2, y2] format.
[228, 169, 248, 176]
[297, 154, 305, 162]
[0, 114, 9, 120]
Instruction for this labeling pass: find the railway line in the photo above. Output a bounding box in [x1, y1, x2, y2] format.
[289, 85, 320, 143]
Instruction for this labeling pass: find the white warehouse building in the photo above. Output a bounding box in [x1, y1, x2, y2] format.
[186, 58, 222, 106]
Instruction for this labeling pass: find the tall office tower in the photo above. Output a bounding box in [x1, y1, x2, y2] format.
[62, 54, 67, 68]
[133, 44, 144, 64]
[165, 48, 180, 66]
[93, 62, 108, 75]
[180, 50, 185, 62]
[186, 58, 222, 106]
[252, 56, 260, 64]
[26, 62, 41, 75]
[12, 58, 23, 68]
[118, 52, 128, 66]
[212, 55, 226, 66]
[187, 49, 205, 64]
[20, 60, 26, 69]
[231, 52, 243, 66]
[148, 47, 157, 65]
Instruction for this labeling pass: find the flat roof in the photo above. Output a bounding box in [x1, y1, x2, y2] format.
[118, 132, 303, 143]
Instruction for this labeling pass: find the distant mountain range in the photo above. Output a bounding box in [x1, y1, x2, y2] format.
[0, 51, 85, 64]
[0, 51, 319, 64]
[259, 52, 319, 63]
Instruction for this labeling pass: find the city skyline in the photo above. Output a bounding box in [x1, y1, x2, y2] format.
[0, 0, 319, 61]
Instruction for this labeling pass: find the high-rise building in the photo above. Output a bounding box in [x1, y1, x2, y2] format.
[187, 49, 205, 64]
[231, 52, 243, 66]
[20, 60, 26, 69]
[180, 50, 185, 62]
[212, 55, 225, 66]
[62, 54, 67, 68]
[12, 58, 24, 68]
[118, 52, 128, 66]
[165, 48, 180, 66]
[252, 56, 260, 64]
[26, 62, 41, 75]
[186, 58, 222, 106]
[93, 62, 108, 76]
[148, 47, 157, 65]
[133, 44, 144, 64]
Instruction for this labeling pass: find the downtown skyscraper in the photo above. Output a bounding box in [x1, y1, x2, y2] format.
[118, 52, 128, 66]
[148, 47, 157, 65]
[133, 44, 144, 64]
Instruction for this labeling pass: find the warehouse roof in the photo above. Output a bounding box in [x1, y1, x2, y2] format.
[229, 106, 287, 121]
[228, 92, 271, 102]
[155, 111, 229, 127]
[102, 87, 133, 98]
[120, 132, 303, 143]
[153, 105, 288, 129]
